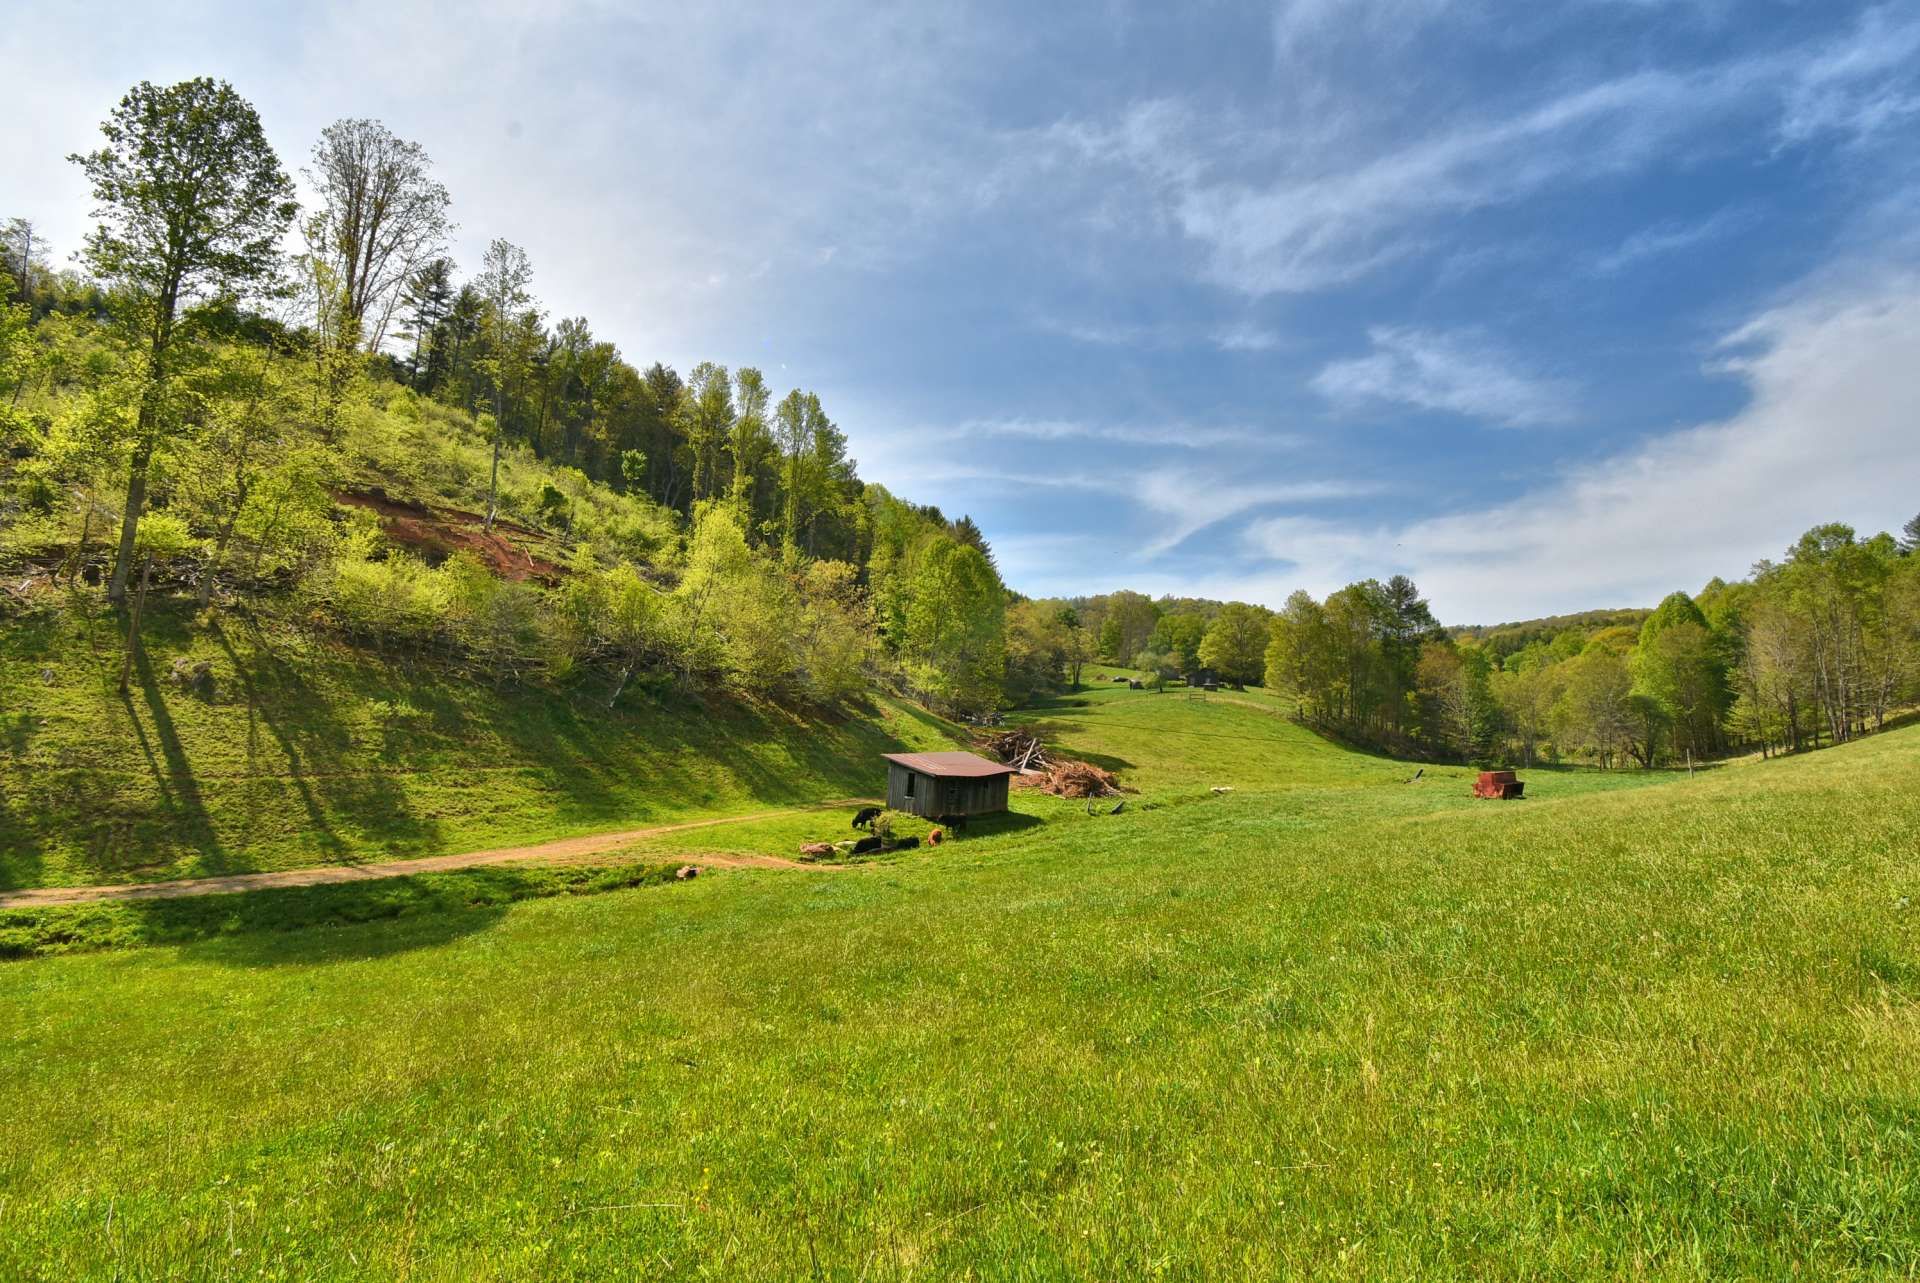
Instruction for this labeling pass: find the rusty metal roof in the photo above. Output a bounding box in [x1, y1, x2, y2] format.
[881, 751, 1016, 778]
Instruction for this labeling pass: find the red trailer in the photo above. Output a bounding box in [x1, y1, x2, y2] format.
[1472, 770, 1524, 800]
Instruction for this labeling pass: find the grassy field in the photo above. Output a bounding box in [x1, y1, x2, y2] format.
[4, 682, 1915, 1277]
[0, 598, 959, 890]
[614, 680, 1673, 869]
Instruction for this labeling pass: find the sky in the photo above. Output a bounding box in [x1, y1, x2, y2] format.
[6, 0, 1919, 623]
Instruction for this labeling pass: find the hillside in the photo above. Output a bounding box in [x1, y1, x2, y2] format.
[3, 718, 1915, 1277]
[0, 594, 962, 891]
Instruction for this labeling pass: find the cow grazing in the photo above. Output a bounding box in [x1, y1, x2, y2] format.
[851, 806, 882, 830]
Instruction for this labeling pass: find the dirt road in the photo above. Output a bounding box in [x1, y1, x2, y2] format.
[0, 800, 880, 909]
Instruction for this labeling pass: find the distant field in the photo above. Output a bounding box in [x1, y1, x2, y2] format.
[590, 675, 1670, 867]
[0, 601, 957, 890]
[5, 702, 1914, 1277]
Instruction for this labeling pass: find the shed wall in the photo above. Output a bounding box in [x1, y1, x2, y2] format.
[884, 763, 1009, 818]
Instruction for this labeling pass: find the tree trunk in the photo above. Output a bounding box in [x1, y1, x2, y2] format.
[199, 501, 245, 606]
[69, 503, 93, 587]
[107, 441, 154, 603]
[485, 389, 504, 531]
[118, 552, 155, 694]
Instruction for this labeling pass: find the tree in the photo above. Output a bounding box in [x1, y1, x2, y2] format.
[1265, 591, 1334, 720]
[70, 78, 298, 600]
[1630, 592, 1730, 762]
[1058, 606, 1093, 690]
[774, 388, 812, 547]
[1134, 647, 1182, 690]
[802, 401, 855, 557]
[1323, 582, 1385, 727]
[1377, 574, 1441, 733]
[302, 119, 452, 352]
[1490, 655, 1559, 767]
[1198, 602, 1270, 685]
[1551, 647, 1634, 769]
[473, 239, 536, 530]
[0, 270, 32, 429]
[397, 257, 454, 391]
[639, 362, 686, 509]
[728, 366, 773, 517]
[1150, 611, 1207, 661]
[1414, 642, 1471, 757]
[951, 515, 994, 569]
[1902, 512, 1920, 556]
[1099, 591, 1160, 663]
[2, 218, 50, 313]
[1004, 599, 1070, 704]
[672, 504, 793, 694]
[171, 314, 308, 601]
[682, 362, 734, 504]
[901, 535, 1005, 714]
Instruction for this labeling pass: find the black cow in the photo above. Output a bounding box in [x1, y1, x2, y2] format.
[851, 835, 884, 855]
[893, 836, 920, 850]
[851, 806, 882, 830]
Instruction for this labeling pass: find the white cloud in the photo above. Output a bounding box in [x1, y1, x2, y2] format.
[1313, 327, 1575, 426]
[1242, 271, 1920, 620]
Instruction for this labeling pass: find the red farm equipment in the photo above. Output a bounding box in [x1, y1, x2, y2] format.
[1472, 770, 1524, 800]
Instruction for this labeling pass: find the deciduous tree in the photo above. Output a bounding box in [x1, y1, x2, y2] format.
[70, 77, 297, 600]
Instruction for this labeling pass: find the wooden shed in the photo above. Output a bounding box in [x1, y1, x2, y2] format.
[882, 751, 1015, 820]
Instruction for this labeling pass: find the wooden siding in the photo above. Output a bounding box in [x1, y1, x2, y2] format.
[885, 763, 1009, 818]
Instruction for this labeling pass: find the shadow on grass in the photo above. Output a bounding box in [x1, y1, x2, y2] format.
[182, 903, 509, 967]
[0, 861, 680, 965]
[949, 811, 1046, 840]
[126, 644, 227, 864]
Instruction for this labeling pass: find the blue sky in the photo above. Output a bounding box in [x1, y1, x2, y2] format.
[7, 0, 1920, 621]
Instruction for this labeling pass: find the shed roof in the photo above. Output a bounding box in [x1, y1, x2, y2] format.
[881, 750, 1016, 779]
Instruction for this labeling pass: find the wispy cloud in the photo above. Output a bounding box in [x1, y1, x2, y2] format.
[1130, 472, 1386, 556]
[960, 417, 1299, 451]
[1591, 207, 1752, 275]
[1208, 321, 1287, 352]
[1031, 313, 1288, 353]
[1313, 327, 1575, 426]
[872, 451, 1380, 559]
[1035, 6, 1920, 297]
[1778, 4, 1920, 146]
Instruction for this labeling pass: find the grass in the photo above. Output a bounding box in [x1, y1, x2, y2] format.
[0, 595, 959, 890]
[3, 698, 1915, 1277]
[0, 859, 683, 960]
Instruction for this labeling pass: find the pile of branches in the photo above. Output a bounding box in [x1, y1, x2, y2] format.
[984, 726, 1050, 772]
[1040, 760, 1120, 799]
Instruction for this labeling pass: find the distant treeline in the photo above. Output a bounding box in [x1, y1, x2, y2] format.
[1050, 524, 1920, 768]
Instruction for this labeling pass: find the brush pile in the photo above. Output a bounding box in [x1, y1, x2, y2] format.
[987, 725, 1121, 797]
[985, 727, 1050, 772]
[1041, 760, 1121, 799]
